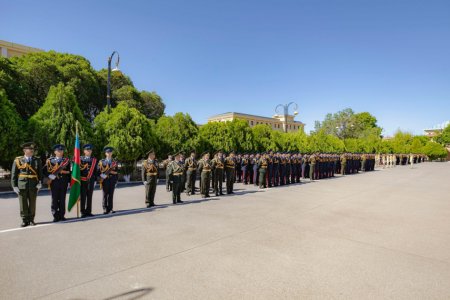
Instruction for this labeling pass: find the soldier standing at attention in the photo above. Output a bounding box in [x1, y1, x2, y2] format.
[309, 153, 316, 181]
[167, 152, 185, 204]
[211, 150, 225, 196]
[80, 144, 98, 218]
[225, 151, 236, 194]
[45, 144, 71, 222]
[162, 154, 173, 192]
[235, 153, 243, 183]
[142, 149, 158, 208]
[273, 152, 280, 186]
[252, 153, 259, 186]
[11, 142, 43, 227]
[184, 150, 198, 196]
[98, 146, 119, 214]
[198, 151, 212, 198]
[257, 152, 269, 189]
[340, 153, 347, 176]
[241, 153, 249, 185]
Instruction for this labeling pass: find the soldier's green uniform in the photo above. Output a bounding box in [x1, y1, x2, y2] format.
[309, 154, 316, 180]
[167, 152, 185, 204]
[211, 151, 225, 196]
[257, 154, 268, 188]
[340, 154, 347, 175]
[225, 152, 236, 194]
[142, 149, 158, 208]
[184, 151, 198, 196]
[197, 152, 212, 198]
[11, 142, 43, 227]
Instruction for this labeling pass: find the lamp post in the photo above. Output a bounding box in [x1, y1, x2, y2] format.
[107, 51, 120, 113]
[275, 102, 298, 133]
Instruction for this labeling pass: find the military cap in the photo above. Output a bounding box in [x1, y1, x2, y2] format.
[190, 149, 196, 154]
[103, 146, 114, 152]
[174, 151, 183, 157]
[83, 144, 93, 150]
[146, 149, 155, 156]
[201, 151, 210, 157]
[21, 142, 36, 150]
[53, 144, 66, 151]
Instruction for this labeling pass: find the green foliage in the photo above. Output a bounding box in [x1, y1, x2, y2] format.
[6, 51, 103, 120]
[155, 113, 199, 156]
[0, 89, 24, 170]
[308, 129, 345, 153]
[436, 124, 450, 145]
[93, 102, 157, 168]
[314, 108, 381, 139]
[28, 83, 92, 155]
[140, 91, 166, 120]
[422, 141, 448, 160]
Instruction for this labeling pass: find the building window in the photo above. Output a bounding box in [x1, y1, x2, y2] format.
[251, 121, 254, 125]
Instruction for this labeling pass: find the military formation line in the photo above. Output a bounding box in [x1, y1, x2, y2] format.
[10, 142, 427, 227]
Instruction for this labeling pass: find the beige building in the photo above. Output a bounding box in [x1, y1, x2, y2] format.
[424, 121, 450, 138]
[0, 40, 43, 58]
[208, 112, 305, 133]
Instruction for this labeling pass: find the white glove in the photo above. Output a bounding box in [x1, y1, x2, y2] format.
[94, 182, 97, 189]
[100, 174, 107, 179]
[13, 187, 20, 194]
[143, 181, 148, 185]
[48, 174, 56, 180]
[36, 183, 42, 190]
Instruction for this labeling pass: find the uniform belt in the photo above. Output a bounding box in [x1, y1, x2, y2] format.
[216, 166, 224, 169]
[173, 172, 183, 176]
[260, 166, 267, 169]
[202, 170, 211, 172]
[226, 166, 235, 168]
[146, 172, 158, 176]
[19, 174, 38, 178]
[188, 168, 196, 171]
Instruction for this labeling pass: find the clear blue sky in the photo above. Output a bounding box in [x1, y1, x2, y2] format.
[2, 0, 449, 135]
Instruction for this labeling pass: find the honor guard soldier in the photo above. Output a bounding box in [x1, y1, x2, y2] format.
[98, 146, 118, 214]
[184, 150, 198, 196]
[162, 154, 173, 192]
[80, 144, 98, 218]
[197, 151, 212, 198]
[257, 153, 269, 188]
[211, 150, 225, 195]
[167, 151, 185, 204]
[142, 149, 158, 208]
[45, 144, 71, 222]
[241, 153, 249, 185]
[225, 151, 236, 194]
[11, 142, 43, 227]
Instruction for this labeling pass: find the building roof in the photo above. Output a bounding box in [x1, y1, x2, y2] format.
[209, 112, 304, 124]
[0, 40, 43, 53]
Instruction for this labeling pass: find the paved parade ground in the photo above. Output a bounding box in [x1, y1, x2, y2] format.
[1, 162, 450, 299]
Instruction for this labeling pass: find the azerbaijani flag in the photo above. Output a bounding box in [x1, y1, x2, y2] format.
[68, 124, 81, 212]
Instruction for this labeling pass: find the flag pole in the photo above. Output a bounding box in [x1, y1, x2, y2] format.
[76, 121, 80, 219]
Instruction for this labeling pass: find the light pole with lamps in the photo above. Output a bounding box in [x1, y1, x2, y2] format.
[107, 51, 120, 113]
[275, 102, 298, 133]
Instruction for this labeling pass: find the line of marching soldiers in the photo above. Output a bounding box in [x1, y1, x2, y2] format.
[10, 142, 427, 228]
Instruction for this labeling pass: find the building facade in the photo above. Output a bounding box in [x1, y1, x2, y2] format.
[208, 112, 305, 133]
[0, 40, 43, 58]
[424, 121, 450, 138]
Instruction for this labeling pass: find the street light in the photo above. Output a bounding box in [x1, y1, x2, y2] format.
[275, 102, 298, 133]
[107, 51, 120, 113]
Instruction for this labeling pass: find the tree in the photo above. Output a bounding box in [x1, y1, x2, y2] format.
[314, 108, 381, 139]
[28, 83, 92, 156]
[93, 102, 157, 174]
[6, 51, 103, 120]
[422, 141, 448, 160]
[155, 113, 199, 157]
[0, 89, 24, 170]
[436, 124, 450, 145]
[308, 129, 345, 153]
[140, 91, 165, 120]
[252, 124, 274, 152]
